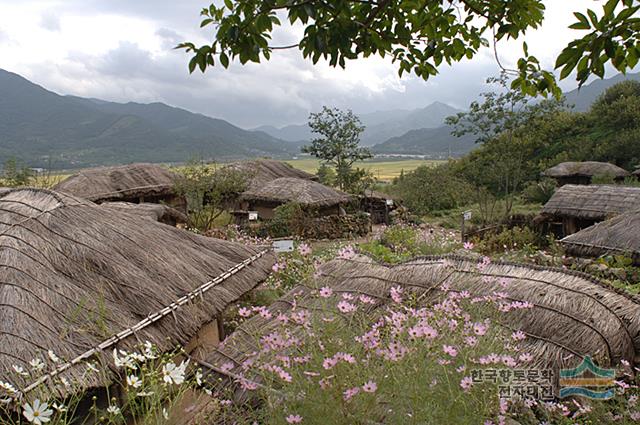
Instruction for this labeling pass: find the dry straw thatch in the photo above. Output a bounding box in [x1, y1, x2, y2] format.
[240, 177, 352, 207]
[541, 184, 640, 221]
[0, 188, 275, 400]
[561, 210, 640, 260]
[204, 255, 640, 390]
[53, 163, 178, 202]
[100, 202, 188, 225]
[542, 161, 629, 179]
[224, 159, 317, 191]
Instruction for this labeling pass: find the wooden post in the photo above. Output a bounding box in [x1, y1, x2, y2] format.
[461, 213, 465, 243]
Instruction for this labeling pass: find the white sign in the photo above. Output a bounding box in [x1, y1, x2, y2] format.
[273, 239, 294, 253]
[248, 211, 258, 221]
[385, 199, 394, 206]
[463, 211, 472, 221]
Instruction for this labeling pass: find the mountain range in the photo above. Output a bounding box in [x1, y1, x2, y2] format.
[254, 101, 462, 146]
[0, 68, 297, 168]
[0, 68, 637, 168]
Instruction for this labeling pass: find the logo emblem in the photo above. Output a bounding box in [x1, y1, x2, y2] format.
[559, 356, 615, 399]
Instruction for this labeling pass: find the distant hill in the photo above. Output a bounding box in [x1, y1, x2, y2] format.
[0, 69, 297, 168]
[372, 125, 477, 157]
[564, 71, 640, 111]
[255, 102, 461, 146]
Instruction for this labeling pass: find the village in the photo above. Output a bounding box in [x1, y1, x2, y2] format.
[1, 0, 640, 424]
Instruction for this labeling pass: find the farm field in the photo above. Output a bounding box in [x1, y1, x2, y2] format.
[286, 158, 444, 181]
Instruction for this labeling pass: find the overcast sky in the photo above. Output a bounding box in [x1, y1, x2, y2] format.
[0, 0, 624, 128]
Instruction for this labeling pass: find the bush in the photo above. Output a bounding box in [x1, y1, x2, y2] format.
[390, 164, 475, 215]
[265, 202, 307, 238]
[521, 178, 556, 204]
[472, 226, 538, 255]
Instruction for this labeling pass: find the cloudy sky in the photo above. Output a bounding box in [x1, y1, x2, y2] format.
[0, 0, 622, 128]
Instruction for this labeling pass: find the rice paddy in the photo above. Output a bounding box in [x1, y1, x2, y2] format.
[286, 158, 444, 181]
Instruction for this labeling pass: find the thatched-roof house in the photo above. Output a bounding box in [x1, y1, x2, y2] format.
[237, 177, 352, 220]
[561, 210, 640, 263]
[0, 188, 274, 401]
[202, 255, 640, 400]
[100, 202, 188, 226]
[54, 163, 185, 212]
[542, 161, 629, 186]
[224, 159, 317, 191]
[540, 184, 640, 235]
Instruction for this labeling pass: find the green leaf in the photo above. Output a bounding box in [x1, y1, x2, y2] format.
[224, 0, 233, 10]
[220, 52, 229, 68]
[188, 56, 197, 73]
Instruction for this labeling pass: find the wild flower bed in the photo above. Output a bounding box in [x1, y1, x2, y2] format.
[2, 229, 640, 424]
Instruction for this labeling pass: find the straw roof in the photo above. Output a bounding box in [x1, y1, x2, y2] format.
[224, 159, 317, 190]
[541, 184, 640, 221]
[561, 210, 640, 259]
[204, 255, 640, 391]
[542, 161, 629, 179]
[0, 188, 274, 400]
[53, 163, 178, 202]
[240, 177, 352, 207]
[360, 188, 398, 201]
[100, 202, 188, 225]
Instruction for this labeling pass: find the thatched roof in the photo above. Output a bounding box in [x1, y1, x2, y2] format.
[240, 177, 352, 207]
[360, 188, 398, 201]
[561, 210, 640, 259]
[542, 161, 629, 179]
[541, 184, 640, 220]
[100, 202, 188, 225]
[224, 159, 317, 190]
[53, 163, 178, 202]
[0, 188, 274, 401]
[204, 255, 640, 394]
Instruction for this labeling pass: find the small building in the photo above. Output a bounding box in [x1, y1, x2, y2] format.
[358, 189, 399, 224]
[541, 161, 629, 186]
[540, 184, 640, 236]
[0, 188, 274, 403]
[54, 163, 186, 212]
[561, 210, 640, 264]
[100, 202, 188, 226]
[235, 177, 352, 221]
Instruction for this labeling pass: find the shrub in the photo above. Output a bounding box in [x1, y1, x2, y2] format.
[521, 178, 556, 204]
[390, 164, 475, 215]
[473, 226, 538, 255]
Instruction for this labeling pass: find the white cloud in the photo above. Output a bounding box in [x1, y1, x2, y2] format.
[0, 0, 633, 128]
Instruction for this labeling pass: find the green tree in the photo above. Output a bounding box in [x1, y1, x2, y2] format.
[179, 0, 640, 96]
[173, 160, 248, 231]
[302, 106, 372, 192]
[2, 158, 32, 187]
[316, 163, 336, 186]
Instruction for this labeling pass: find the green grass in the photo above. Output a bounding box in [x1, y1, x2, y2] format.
[286, 158, 444, 181]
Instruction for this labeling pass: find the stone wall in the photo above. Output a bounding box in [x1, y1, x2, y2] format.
[298, 213, 371, 240]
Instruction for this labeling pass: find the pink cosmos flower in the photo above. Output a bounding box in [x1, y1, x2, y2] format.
[298, 243, 311, 256]
[286, 414, 303, 424]
[341, 293, 355, 301]
[463, 241, 474, 250]
[238, 307, 252, 317]
[359, 295, 376, 304]
[362, 381, 377, 393]
[220, 362, 235, 373]
[337, 300, 357, 313]
[272, 262, 285, 272]
[511, 330, 526, 341]
[322, 357, 338, 370]
[443, 345, 458, 357]
[343, 386, 360, 401]
[319, 286, 333, 298]
[518, 353, 533, 363]
[473, 323, 488, 336]
[630, 411, 640, 420]
[390, 286, 403, 303]
[464, 336, 478, 346]
[460, 376, 473, 391]
[337, 246, 356, 259]
[456, 365, 466, 373]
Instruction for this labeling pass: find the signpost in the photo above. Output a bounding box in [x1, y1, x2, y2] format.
[248, 211, 258, 221]
[461, 210, 472, 242]
[272, 239, 294, 253]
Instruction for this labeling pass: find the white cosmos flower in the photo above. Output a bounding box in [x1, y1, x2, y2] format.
[13, 365, 28, 376]
[112, 349, 135, 370]
[162, 408, 169, 420]
[47, 351, 60, 363]
[143, 341, 157, 360]
[196, 370, 203, 386]
[126, 375, 142, 389]
[0, 380, 17, 394]
[29, 359, 45, 372]
[23, 399, 53, 424]
[162, 360, 189, 385]
[52, 403, 67, 413]
[106, 405, 121, 415]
